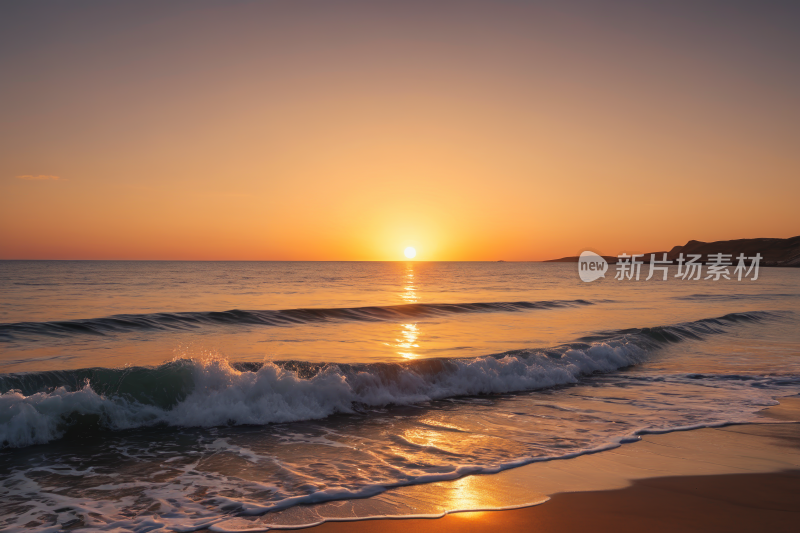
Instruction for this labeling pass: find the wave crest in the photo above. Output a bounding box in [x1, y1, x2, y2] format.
[0, 299, 595, 342]
[0, 310, 785, 449]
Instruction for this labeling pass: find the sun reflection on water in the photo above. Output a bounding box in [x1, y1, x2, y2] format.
[395, 323, 419, 359]
[388, 263, 421, 359]
[401, 263, 417, 303]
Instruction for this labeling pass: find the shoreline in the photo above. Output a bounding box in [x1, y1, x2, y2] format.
[306, 470, 800, 533]
[207, 396, 800, 532]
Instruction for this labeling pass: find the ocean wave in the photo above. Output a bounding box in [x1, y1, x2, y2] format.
[574, 310, 788, 343]
[0, 310, 785, 449]
[0, 299, 595, 342]
[673, 293, 800, 301]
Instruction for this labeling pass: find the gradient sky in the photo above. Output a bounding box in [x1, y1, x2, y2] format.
[1, 0, 798, 260]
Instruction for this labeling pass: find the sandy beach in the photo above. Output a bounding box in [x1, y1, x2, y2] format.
[277, 397, 800, 532]
[308, 470, 800, 533]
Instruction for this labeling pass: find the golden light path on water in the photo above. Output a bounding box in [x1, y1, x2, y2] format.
[390, 262, 420, 359]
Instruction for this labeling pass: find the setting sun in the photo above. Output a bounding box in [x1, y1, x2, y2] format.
[404, 247, 417, 259]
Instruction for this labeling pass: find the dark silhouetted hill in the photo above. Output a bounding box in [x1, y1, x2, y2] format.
[545, 236, 800, 266]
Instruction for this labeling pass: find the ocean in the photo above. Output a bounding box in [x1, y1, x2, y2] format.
[1, 260, 799, 531]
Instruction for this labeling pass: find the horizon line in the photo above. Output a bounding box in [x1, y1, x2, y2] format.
[0, 258, 543, 263]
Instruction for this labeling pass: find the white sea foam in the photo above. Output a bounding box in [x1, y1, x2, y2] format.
[1, 413, 788, 533]
[0, 340, 648, 449]
[2, 362, 797, 532]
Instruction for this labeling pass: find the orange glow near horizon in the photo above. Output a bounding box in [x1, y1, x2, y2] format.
[0, 2, 798, 261]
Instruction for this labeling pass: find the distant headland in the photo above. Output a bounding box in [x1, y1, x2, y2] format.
[545, 236, 800, 267]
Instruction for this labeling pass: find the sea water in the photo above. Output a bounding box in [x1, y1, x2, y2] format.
[1, 261, 799, 530]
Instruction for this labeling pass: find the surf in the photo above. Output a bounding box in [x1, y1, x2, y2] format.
[0, 310, 786, 449]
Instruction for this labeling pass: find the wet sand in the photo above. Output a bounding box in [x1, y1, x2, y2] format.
[205, 397, 800, 531]
[284, 397, 800, 532]
[309, 470, 800, 533]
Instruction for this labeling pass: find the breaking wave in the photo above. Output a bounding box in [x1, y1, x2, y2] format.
[0, 310, 786, 449]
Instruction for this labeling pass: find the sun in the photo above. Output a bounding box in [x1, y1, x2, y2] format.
[404, 246, 417, 259]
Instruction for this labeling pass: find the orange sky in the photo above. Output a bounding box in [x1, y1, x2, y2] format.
[1, 1, 798, 261]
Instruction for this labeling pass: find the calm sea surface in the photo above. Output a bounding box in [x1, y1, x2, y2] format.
[1, 261, 799, 530]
